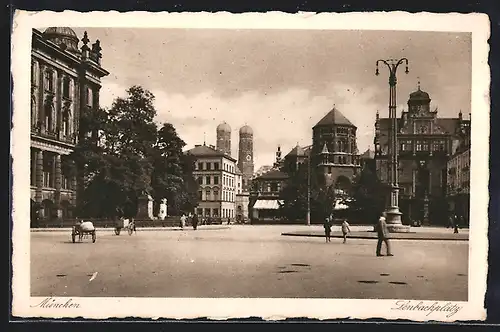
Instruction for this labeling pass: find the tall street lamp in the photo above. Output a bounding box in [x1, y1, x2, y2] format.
[376, 58, 411, 232]
[306, 151, 311, 226]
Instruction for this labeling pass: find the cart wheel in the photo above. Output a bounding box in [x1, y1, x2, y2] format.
[92, 231, 96, 243]
[128, 227, 133, 236]
[114, 228, 121, 235]
[71, 232, 75, 243]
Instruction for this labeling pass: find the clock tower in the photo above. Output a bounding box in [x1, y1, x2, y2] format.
[237, 125, 254, 192]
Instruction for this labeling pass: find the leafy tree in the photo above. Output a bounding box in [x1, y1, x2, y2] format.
[350, 166, 386, 224]
[280, 159, 336, 223]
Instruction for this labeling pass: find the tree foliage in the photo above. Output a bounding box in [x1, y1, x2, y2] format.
[350, 165, 386, 224]
[280, 160, 337, 223]
[68, 85, 198, 219]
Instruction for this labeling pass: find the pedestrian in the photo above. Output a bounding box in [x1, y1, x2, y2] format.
[192, 213, 199, 230]
[454, 214, 460, 234]
[448, 214, 454, 229]
[376, 212, 393, 257]
[180, 213, 186, 229]
[324, 217, 332, 243]
[341, 219, 351, 244]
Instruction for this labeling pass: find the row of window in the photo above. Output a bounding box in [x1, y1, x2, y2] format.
[196, 161, 236, 173]
[197, 175, 239, 187]
[399, 140, 447, 152]
[322, 156, 360, 166]
[255, 182, 281, 192]
[196, 208, 234, 218]
[316, 127, 355, 136]
[198, 189, 235, 202]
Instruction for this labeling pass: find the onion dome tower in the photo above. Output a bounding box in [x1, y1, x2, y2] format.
[216, 121, 232, 156]
[237, 125, 254, 192]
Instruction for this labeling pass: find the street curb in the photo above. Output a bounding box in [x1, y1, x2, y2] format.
[281, 232, 469, 241]
[31, 226, 232, 232]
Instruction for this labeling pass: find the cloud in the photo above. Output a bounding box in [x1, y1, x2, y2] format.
[99, 80, 381, 170]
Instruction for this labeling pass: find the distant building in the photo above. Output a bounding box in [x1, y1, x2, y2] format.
[249, 168, 288, 221]
[373, 84, 471, 225]
[30, 27, 109, 222]
[311, 107, 361, 191]
[186, 143, 238, 220]
[359, 149, 376, 173]
[216, 121, 232, 157]
[235, 165, 250, 223]
[237, 125, 254, 191]
[446, 121, 471, 225]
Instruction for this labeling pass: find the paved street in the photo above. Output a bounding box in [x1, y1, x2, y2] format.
[31, 225, 468, 301]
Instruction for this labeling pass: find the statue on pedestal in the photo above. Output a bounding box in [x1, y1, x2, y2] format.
[136, 191, 154, 220]
[158, 198, 168, 220]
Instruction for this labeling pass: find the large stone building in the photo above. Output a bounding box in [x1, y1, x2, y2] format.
[237, 125, 254, 192]
[186, 143, 239, 220]
[374, 85, 471, 225]
[446, 119, 471, 225]
[311, 108, 361, 192]
[30, 27, 109, 222]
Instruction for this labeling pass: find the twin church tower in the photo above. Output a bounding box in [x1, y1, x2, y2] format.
[216, 122, 254, 192]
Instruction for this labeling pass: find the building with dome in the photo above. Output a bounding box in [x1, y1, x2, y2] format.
[373, 84, 471, 225]
[311, 107, 361, 192]
[237, 125, 254, 192]
[30, 27, 109, 224]
[216, 121, 232, 156]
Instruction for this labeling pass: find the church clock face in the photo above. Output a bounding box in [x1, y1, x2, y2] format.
[246, 154, 252, 161]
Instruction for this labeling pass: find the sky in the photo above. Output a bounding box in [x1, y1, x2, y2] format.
[70, 28, 472, 170]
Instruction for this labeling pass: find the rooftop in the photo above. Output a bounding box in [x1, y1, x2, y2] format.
[314, 107, 355, 128]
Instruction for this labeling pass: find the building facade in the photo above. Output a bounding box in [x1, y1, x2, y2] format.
[446, 123, 471, 225]
[30, 27, 109, 222]
[187, 144, 239, 220]
[312, 108, 361, 192]
[237, 125, 254, 192]
[249, 169, 288, 221]
[374, 85, 471, 225]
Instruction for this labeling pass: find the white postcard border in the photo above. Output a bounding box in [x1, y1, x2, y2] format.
[11, 10, 490, 321]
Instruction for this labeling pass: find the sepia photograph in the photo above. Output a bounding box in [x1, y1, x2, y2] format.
[11, 11, 489, 321]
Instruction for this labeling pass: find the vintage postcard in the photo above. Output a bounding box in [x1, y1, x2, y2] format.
[11, 11, 490, 321]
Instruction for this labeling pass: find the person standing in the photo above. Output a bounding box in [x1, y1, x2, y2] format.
[323, 217, 332, 243]
[180, 213, 186, 229]
[454, 214, 460, 234]
[376, 212, 393, 257]
[341, 219, 351, 244]
[192, 213, 199, 230]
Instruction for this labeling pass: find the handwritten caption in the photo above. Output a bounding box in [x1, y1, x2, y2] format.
[31, 297, 81, 309]
[391, 300, 463, 318]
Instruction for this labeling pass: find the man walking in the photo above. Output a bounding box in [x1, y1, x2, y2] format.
[192, 213, 199, 230]
[376, 212, 393, 257]
[341, 219, 351, 244]
[323, 217, 332, 243]
[180, 213, 187, 229]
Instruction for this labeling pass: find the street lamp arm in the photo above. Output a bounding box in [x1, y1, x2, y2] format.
[376, 59, 392, 75]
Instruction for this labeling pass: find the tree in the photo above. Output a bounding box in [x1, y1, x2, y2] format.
[280, 159, 337, 223]
[350, 166, 386, 224]
[151, 123, 199, 215]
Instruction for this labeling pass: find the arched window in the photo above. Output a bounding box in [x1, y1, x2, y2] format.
[62, 77, 71, 99]
[44, 104, 53, 132]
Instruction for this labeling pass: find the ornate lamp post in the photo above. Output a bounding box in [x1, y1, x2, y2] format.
[375, 58, 410, 232]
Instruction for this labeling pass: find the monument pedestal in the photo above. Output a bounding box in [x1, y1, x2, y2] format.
[137, 192, 154, 220]
[385, 185, 411, 233]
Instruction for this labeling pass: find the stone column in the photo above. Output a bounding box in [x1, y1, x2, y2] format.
[54, 154, 62, 218]
[35, 150, 43, 203]
[428, 170, 432, 195]
[412, 168, 416, 196]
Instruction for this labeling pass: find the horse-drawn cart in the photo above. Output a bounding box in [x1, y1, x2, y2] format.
[114, 218, 135, 236]
[71, 221, 96, 243]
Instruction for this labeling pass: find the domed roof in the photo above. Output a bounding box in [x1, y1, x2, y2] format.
[43, 27, 79, 40]
[43, 27, 79, 52]
[239, 125, 253, 135]
[409, 87, 430, 101]
[217, 121, 231, 133]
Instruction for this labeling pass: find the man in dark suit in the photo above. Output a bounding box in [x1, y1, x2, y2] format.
[376, 212, 393, 257]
